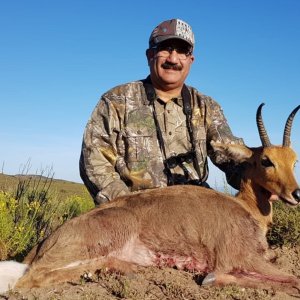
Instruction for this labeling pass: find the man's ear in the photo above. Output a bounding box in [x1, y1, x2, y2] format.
[189, 54, 195, 64]
[146, 49, 153, 65]
[210, 141, 253, 164]
[146, 48, 150, 58]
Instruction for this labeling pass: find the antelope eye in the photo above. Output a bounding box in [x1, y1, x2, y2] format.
[261, 157, 274, 168]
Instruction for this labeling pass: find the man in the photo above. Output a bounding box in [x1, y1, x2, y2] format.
[80, 18, 243, 205]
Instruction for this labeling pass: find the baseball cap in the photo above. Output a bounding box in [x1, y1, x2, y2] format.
[149, 19, 195, 48]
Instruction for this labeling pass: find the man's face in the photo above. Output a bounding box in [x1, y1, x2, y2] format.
[146, 39, 194, 91]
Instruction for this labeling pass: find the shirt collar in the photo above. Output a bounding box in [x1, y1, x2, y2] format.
[156, 96, 183, 107]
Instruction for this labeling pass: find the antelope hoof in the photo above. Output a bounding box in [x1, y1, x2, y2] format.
[202, 272, 216, 285]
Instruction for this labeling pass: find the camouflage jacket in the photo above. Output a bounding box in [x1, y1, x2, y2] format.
[80, 78, 243, 204]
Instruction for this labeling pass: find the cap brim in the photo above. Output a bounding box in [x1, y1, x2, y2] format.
[151, 35, 193, 47]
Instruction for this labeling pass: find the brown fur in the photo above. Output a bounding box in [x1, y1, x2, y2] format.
[15, 143, 300, 295]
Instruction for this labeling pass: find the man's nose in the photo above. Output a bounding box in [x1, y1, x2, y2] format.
[166, 50, 180, 63]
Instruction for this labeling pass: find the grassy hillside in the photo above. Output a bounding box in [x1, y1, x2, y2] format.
[0, 173, 90, 202]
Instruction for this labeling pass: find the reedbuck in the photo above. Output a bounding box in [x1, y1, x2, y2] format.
[1, 103, 300, 294]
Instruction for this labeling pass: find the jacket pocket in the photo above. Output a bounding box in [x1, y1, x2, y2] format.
[124, 127, 156, 162]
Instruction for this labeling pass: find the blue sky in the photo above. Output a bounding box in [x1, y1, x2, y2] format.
[0, 0, 300, 187]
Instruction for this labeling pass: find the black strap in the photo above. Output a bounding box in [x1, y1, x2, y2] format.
[143, 78, 174, 183]
[181, 84, 203, 180]
[143, 78, 167, 157]
[142, 77, 203, 183]
[181, 84, 192, 116]
[151, 97, 168, 160]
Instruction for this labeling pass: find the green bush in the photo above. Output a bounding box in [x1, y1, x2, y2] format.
[0, 190, 46, 260]
[267, 201, 300, 247]
[58, 193, 95, 223]
[0, 175, 94, 261]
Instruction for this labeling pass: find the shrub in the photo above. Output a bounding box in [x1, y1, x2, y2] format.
[58, 192, 95, 224]
[267, 201, 300, 247]
[0, 175, 94, 261]
[0, 190, 44, 260]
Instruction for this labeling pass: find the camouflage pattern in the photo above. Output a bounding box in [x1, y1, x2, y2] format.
[80, 79, 243, 204]
[149, 19, 195, 48]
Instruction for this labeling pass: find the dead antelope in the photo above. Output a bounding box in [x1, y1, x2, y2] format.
[1, 103, 300, 295]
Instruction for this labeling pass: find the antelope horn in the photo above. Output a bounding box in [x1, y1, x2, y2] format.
[256, 103, 271, 147]
[282, 105, 300, 147]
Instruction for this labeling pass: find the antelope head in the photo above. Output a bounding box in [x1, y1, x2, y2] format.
[253, 103, 300, 205]
[212, 103, 300, 207]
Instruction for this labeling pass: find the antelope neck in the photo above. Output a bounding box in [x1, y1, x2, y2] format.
[236, 179, 273, 232]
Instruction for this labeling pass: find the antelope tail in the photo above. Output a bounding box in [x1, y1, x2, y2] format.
[0, 261, 28, 293]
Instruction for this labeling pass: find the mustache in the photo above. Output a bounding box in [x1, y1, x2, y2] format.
[161, 62, 183, 71]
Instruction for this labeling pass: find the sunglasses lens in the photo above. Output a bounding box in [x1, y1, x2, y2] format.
[153, 45, 191, 60]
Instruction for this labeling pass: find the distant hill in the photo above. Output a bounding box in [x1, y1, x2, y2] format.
[0, 173, 89, 201]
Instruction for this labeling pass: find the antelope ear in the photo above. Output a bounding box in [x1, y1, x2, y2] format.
[210, 141, 253, 163]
